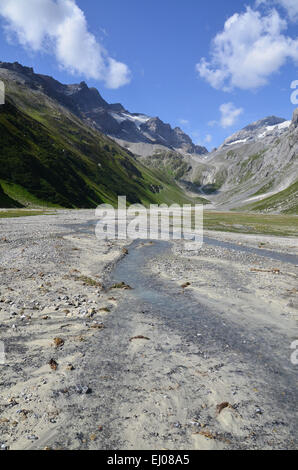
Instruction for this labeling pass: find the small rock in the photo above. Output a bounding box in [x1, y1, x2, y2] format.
[75, 385, 92, 395]
[49, 359, 58, 371]
[174, 422, 182, 428]
[53, 337, 64, 348]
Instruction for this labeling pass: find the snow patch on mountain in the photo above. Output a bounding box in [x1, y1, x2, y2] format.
[110, 112, 150, 128]
[220, 116, 291, 149]
[226, 138, 248, 146]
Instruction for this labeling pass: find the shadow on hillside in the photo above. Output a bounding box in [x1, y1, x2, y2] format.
[0, 184, 24, 208]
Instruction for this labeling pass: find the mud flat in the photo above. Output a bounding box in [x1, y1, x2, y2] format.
[0, 210, 297, 450]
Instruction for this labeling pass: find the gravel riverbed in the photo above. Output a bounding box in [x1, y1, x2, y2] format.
[0, 210, 297, 450]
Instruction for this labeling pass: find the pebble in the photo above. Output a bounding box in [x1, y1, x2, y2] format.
[75, 385, 92, 395]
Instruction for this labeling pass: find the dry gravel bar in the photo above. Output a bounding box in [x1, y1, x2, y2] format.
[0, 210, 297, 450]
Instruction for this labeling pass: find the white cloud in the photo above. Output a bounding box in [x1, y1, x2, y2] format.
[196, 6, 298, 90]
[220, 103, 243, 128]
[105, 58, 131, 90]
[205, 134, 212, 143]
[257, 0, 298, 22]
[179, 119, 189, 126]
[0, 0, 131, 88]
[277, 0, 298, 20]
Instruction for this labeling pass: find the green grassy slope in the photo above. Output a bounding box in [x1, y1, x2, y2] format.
[142, 151, 189, 180]
[239, 181, 298, 214]
[0, 182, 22, 208]
[203, 211, 298, 237]
[0, 83, 194, 209]
[141, 151, 209, 205]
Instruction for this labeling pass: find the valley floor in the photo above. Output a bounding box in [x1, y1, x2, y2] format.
[0, 210, 297, 450]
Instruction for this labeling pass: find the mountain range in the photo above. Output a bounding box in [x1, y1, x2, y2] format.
[0, 62, 208, 158]
[0, 61, 207, 208]
[186, 111, 298, 214]
[0, 61, 297, 213]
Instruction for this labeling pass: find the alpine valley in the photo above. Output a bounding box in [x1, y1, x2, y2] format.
[0, 61, 297, 213]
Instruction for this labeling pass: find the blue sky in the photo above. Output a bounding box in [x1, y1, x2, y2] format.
[0, 0, 298, 149]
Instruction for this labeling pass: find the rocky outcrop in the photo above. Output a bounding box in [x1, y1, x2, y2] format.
[291, 108, 298, 129]
[139, 118, 207, 155]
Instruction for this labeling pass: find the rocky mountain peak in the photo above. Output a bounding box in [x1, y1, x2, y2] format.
[243, 116, 286, 132]
[109, 103, 126, 112]
[0, 61, 34, 75]
[220, 115, 291, 149]
[0, 60, 208, 157]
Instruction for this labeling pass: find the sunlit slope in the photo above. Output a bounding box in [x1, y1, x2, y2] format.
[0, 79, 196, 208]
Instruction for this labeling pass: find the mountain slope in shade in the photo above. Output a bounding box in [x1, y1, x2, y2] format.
[0, 62, 208, 158]
[0, 181, 22, 208]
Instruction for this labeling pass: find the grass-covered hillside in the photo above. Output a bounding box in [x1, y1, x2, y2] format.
[0, 180, 22, 208]
[0, 77, 196, 209]
[239, 181, 298, 214]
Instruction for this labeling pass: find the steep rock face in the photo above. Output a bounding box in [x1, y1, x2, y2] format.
[291, 108, 298, 129]
[140, 117, 174, 143]
[0, 62, 208, 157]
[139, 118, 206, 155]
